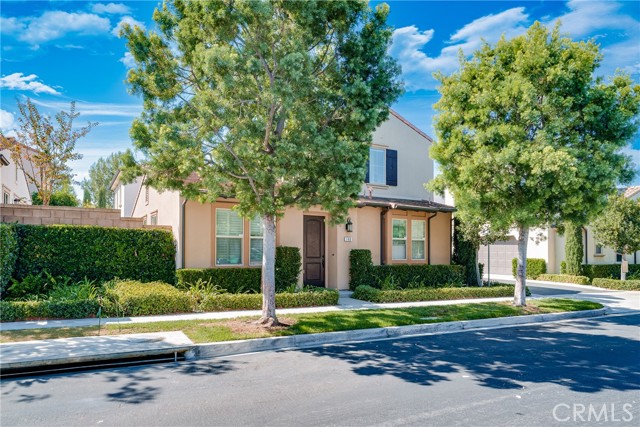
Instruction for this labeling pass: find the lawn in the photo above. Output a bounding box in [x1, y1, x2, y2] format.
[0, 298, 603, 344]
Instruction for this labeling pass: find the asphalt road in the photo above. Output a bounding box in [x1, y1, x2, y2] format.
[2, 313, 639, 427]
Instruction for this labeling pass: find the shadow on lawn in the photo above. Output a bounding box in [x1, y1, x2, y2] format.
[298, 313, 640, 393]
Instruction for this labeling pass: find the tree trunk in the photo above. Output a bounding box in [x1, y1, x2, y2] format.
[621, 256, 627, 281]
[258, 214, 279, 326]
[474, 247, 483, 287]
[514, 224, 529, 306]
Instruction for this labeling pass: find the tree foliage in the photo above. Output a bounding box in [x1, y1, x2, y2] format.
[0, 98, 96, 206]
[81, 152, 128, 208]
[564, 222, 584, 275]
[31, 181, 78, 207]
[592, 195, 640, 256]
[122, 0, 403, 323]
[430, 22, 639, 305]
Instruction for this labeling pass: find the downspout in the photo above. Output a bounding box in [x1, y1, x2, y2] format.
[380, 207, 389, 265]
[450, 216, 455, 263]
[427, 212, 438, 265]
[181, 199, 187, 269]
[583, 227, 588, 266]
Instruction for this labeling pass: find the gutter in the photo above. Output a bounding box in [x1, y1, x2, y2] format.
[427, 212, 438, 264]
[356, 200, 455, 213]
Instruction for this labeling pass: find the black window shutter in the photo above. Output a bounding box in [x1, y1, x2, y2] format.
[386, 149, 397, 186]
[365, 159, 370, 183]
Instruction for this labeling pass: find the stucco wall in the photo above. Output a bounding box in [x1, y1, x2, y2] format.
[0, 149, 32, 205]
[184, 201, 213, 268]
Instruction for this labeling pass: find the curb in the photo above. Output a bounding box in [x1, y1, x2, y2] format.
[196, 307, 610, 359]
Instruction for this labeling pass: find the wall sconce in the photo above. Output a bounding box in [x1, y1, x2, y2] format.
[346, 217, 353, 233]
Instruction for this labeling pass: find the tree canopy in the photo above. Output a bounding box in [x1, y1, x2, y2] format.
[122, 0, 403, 324]
[81, 152, 128, 208]
[592, 195, 640, 257]
[430, 22, 640, 305]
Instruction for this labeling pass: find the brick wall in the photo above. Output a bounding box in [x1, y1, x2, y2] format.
[0, 204, 170, 231]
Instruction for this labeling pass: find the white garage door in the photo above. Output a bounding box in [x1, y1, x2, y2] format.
[478, 237, 519, 276]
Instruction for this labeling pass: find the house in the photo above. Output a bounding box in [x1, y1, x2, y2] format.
[0, 139, 33, 205]
[478, 186, 640, 275]
[113, 110, 455, 289]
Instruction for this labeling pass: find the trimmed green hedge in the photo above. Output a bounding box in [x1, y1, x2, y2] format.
[0, 223, 18, 296]
[512, 258, 547, 279]
[537, 274, 591, 285]
[582, 264, 640, 280]
[352, 285, 528, 303]
[349, 249, 373, 289]
[198, 289, 339, 311]
[176, 268, 261, 293]
[103, 280, 192, 316]
[0, 299, 99, 322]
[275, 246, 302, 289]
[13, 224, 176, 284]
[591, 278, 640, 291]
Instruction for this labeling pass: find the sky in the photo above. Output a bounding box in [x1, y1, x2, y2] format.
[1, 0, 639, 194]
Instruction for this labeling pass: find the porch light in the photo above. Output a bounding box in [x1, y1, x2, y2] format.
[346, 217, 353, 233]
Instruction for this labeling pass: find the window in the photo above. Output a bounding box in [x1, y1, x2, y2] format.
[3, 191, 10, 204]
[249, 216, 264, 265]
[216, 209, 243, 265]
[142, 216, 147, 226]
[145, 185, 149, 205]
[369, 148, 386, 184]
[411, 220, 426, 260]
[392, 219, 407, 260]
[616, 253, 623, 263]
[595, 244, 603, 256]
[150, 211, 158, 225]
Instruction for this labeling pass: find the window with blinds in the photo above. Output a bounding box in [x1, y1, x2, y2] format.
[249, 216, 264, 265]
[216, 208, 244, 265]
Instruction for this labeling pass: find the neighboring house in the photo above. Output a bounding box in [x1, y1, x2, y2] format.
[115, 110, 455, 289]
[478, 186, 640, 275]
[0, 145, 32, 205]
[110, 172, 142, 218]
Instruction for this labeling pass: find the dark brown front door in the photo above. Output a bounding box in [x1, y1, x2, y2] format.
[303, 215, 325, 287]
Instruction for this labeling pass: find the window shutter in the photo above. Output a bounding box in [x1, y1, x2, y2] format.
[364, 161, 370, 183]
[386, 149, 397, 186]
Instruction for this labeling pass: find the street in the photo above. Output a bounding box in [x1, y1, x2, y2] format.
[2, 309, 639, 427]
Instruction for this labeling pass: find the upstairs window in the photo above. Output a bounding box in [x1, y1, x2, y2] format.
[216, 209, 243, 265]
[616, 253, 623, 263]
[368, 148, 386, 185]
[3, 191, 10, 204]
[150, 211, 158, 225]
[595, 244, 603, 255]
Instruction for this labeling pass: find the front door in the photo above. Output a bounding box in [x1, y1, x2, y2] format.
[303, 215, 325, 287]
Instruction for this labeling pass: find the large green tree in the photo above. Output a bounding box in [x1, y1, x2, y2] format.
[122, 0, 402, 324]
[81, 152, 128, 208]
[592, 195, 640, 280]
[430, 23, 639, 306]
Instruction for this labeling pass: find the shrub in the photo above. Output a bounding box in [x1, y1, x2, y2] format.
[564, 222, 584, 275]
[349, 249, 374, 289]
[537, 274, 591, 285]
[5, 272, 51, 300]
[582, 264, 640, 280]
[370, 264, 465, 288]
[352, 284, 527, 303]
[0, 299, 100, 322]
[0, 223, 18, 296]
[512, 258, 547, 279]
[591, 278, 640, 291]
[198, 289, 339, 311]
[560, 261, 567, 275]
[103, 280, 192, 316]
[275, 246, 302, 291]
[452, 218, 481, 286]
[13, 224, 176, 284]
[176, 268, 261, 293]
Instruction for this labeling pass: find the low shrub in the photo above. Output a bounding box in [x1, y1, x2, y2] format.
[349, 249, 374, 289]
[198, 289, 339, 311]
[352, 284, 528, 303]
[176, 268, 261, 293]
[591, 278, 640, 291]
[275, 246, 302, 291]
[512, 258, 547, 279]
[371, 264, 466, 288]
[0, 299, 100, 322]
[103, 280, 192, 316]
[0, 223, 18, 296]
[537, 274, 591, 285]
[582, 264, 640, 280]
[560, 261, 567, 275]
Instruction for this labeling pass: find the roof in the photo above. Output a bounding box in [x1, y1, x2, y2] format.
[621, 186, 640, 199]
[357, 196, 456, 213]
[388, 109, 434, 143]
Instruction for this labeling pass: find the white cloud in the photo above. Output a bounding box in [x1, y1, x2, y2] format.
[120, 51, 136, 68]
[91, 3, 131, 15]
[548, 0, 638, 38]
[0, 109, 16, 131]
[0, 72, 60, 95]
[112, 16, 145, 37]
[622, 146, 640, 173]
[0, 17, 25, 34]
[15, 11, 111, 45]
[30, 99, 142, 118]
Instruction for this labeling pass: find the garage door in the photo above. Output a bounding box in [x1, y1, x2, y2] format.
[478, 237, 519, 276]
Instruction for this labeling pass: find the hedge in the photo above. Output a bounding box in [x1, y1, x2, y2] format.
[512, 258, 547, 279]
[591, 278, 640, 291]
[0, 223, 18, 296]
[275, 246, 302, 290]
[13, 224, 176, 284]
[352, 285, 529, 303]
[103, 280, 192, 316]
[198, 289, 339, 311]
[349, 249, 373, 289]
[582, 264, 640, 280]
[537, 274, 591, 285]
[0, 299, 99, 322]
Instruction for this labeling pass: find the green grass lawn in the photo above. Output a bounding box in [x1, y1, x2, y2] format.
[0, 298, 602, 344]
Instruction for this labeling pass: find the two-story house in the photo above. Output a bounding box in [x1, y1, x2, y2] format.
[0, 139, 33, 205]
[112, 110, 455, 289]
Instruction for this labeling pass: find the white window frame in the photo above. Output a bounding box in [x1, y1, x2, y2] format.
[411, 219, 426, 261]
[392, 218, 407, 261]
[3, 190, 10, 204]
[369, 147, 386, 185]
[216, 208, 244, 266]
[249, 216, 264, 266]
[594, 243, 603, 256]
[150, 211, 158, 225]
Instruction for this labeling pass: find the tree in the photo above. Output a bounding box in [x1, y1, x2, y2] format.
[592, 195, 640, 280]
[82, 152, 128, 208]
[564, 222, 584, 275]
[31, 180, 79, 206]
[121, 0, 402, 325]
[0, 98, 96, 205]
[430, 23, 639, 306]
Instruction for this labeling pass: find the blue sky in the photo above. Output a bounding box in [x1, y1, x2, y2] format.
[1, 0, 639, 192]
